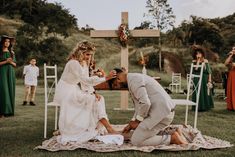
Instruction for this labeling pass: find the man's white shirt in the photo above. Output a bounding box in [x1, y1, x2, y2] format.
[23, 64, 39, 86]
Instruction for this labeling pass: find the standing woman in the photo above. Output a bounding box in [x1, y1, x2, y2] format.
[191, 46, 214, 112]
[0, 35, 17, 117]
[224, 46, 235, 111]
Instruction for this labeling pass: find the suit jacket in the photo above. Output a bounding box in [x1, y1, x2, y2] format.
[127, 73, 175, 130]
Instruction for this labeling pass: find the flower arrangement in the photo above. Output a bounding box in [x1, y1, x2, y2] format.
[118, 24, 130, 47]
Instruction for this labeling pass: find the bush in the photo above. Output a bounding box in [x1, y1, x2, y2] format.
[146, 52, 164, 70]
[211, 63, 227, 83]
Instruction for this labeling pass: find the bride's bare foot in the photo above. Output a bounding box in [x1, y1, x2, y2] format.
[106, 127, 119, 134]
[170, 131, 188, 145]
[99, 118, 119, 134]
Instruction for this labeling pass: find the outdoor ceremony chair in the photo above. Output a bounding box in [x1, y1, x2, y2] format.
[43, 64, 59, 138]
[172, 63, 204, 128]
[169, 73, 182, 93]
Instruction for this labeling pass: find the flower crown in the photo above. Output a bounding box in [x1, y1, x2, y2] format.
[77, 40, 96, 52]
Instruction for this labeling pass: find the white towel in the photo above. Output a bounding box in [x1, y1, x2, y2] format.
[95, 134, 124, 146]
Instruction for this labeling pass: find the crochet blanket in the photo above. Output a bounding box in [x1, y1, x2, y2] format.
[35, 125, 233, 152]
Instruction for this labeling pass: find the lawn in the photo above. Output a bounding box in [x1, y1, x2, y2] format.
[0, 81, 234, 157]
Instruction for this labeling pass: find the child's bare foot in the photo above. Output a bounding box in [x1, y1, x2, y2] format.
[176, 128, 188, 142]
[170, 131, 188, 145]
[176, 128, 183, 136]
[53, 130, 60, 136]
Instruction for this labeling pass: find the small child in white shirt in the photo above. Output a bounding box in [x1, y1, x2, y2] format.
[22, 58, 39, 106]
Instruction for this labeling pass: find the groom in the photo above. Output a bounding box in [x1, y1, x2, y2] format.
[113, 68, 187, 146]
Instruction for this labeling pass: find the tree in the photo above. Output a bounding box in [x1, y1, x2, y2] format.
[188, 16, 224, 52]
[165, 27, 185, 47]
[0, 0, 78, 66]
[145, 0, 175, 71]
[38, 37, 69, 65]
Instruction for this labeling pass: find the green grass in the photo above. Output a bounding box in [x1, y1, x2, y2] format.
[0, 82, 234, 157]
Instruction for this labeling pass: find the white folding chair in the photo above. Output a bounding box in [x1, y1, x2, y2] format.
[172, 63, 204, 128]
[169, 73, 181, 93]
[44, 63, 60, 138]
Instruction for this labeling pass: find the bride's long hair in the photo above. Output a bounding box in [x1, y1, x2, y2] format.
[67, 40, 96, 66]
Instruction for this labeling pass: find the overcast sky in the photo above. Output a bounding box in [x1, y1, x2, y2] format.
[47, 0, 235, 30]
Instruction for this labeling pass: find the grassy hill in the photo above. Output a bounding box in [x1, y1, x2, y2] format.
[1, 13, 229, 85]
[0, 16, 22, 36]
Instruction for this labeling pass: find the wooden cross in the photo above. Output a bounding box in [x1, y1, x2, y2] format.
[91, 12, 160, 110]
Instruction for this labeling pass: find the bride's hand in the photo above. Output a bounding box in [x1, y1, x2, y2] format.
[6, 58, 13, 63]
[97, 68, 105, 77]
[105, 70, 117, 81]
[95, 93, 101, 101]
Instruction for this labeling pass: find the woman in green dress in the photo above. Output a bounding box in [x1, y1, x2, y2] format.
[0, 35, 16, 117]
[191, 46, 214, 112]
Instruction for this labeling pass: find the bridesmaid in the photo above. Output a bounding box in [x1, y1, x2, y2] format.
[191, 46, 214, 112]
[0, 35, 17, 118]
[224, 46, 235, 111]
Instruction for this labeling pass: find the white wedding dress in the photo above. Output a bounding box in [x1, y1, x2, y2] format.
[53, 60, 108, 144]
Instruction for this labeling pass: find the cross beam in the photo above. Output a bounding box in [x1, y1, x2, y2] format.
[90, 29, 160, 38]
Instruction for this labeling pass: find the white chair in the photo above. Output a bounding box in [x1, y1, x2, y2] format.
[186, 73, 193, 89]
[169, 73, 181, 93]
[172, 63, 204, 128]
[44, 64, 60, 138]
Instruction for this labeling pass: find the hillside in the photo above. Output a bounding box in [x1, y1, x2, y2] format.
[0, 16, 22, 36]
[2, 9, 234, 83]
[210, 13, 235, 52]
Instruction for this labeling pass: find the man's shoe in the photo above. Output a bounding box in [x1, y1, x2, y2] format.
[30, 101, 36, 106]
[22, 101, 27, 106]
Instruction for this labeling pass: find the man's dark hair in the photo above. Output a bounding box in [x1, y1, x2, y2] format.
[108, 68, 124, 89]
[113, 68, 123, 74]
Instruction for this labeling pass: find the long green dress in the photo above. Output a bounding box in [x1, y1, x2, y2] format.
[192, 62, 214, 112]
[0, 51, 16, 116]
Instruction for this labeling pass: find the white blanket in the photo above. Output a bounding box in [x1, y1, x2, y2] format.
[95, 135, 124, 146]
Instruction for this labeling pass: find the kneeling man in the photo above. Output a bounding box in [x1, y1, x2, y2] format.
[114, 68, 187, 146]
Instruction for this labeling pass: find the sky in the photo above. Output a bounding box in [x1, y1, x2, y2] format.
[47, 0, 235, 30]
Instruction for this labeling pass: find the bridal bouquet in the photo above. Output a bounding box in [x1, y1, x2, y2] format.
[207, 82, 213, 95]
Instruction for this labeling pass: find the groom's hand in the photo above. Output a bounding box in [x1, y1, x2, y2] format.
[105, 70, 117, 81]
[129, 120, 140, 130]
[122, 124, 131, 133]
[122, 120, 140, 133]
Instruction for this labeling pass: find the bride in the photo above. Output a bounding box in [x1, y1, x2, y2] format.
[53, 41, 116, 144]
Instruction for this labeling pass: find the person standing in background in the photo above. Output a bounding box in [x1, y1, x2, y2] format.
[0, 35, 16, 118]
[22, 58, 39, 106]
[224, 46, 235, 111]
[191, 46, 214, 112]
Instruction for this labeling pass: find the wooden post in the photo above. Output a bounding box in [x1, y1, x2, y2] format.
[119, 12, 129, 110]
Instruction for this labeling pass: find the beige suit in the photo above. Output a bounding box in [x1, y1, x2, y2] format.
[127, 73, 175, 146]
